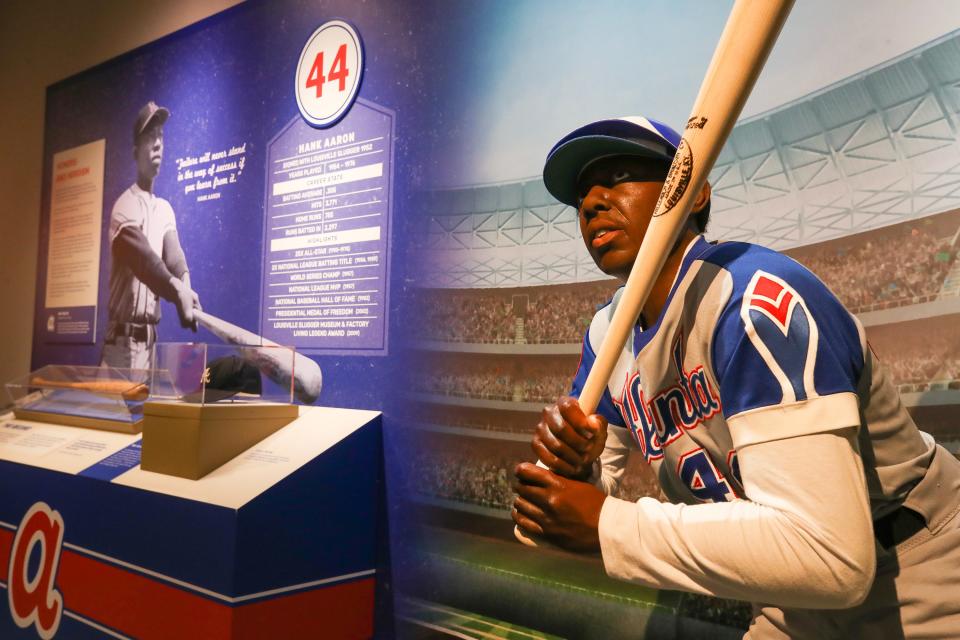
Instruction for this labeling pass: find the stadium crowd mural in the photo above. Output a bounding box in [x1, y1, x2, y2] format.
[410, 357, 577, 404]
[867, 314, 960, 392]
[420, 282, 616, 344]
[403, 403, 540, 434]
[791, 219, 959, 314]
[418, 208, 960, 345]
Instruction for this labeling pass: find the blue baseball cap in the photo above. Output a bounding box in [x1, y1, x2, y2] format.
[543, 116, 681, 207]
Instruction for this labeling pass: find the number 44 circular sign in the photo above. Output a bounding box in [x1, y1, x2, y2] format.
[296, 20, 364, 128]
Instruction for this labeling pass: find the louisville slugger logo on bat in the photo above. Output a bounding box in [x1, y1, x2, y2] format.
[653, 138, 694, 217]
[653, 114, 709, 216]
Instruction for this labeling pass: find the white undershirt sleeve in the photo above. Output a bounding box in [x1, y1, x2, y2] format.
[598, 428, 876, 609]
[589, 424, 632, 496]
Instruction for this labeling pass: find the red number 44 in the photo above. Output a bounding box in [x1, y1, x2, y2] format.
[306, 44, 349, 98]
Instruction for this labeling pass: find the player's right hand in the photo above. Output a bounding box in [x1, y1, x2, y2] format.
[171, 278, 199, 331]
[532, 396, 607, 480]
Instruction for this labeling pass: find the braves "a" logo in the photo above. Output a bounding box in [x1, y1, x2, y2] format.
[741, 271, 819, 403]
[7, 502, 65, 640]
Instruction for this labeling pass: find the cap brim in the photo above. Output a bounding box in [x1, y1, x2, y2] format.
[543, 136, 674, 207]
[138, 107, 170, 138]
[153, 107, 170, 126]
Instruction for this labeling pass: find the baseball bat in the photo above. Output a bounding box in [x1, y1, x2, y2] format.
[193, 309, 323, 404]
[29, 377, 149, 401]
[515, 0, 795, 547]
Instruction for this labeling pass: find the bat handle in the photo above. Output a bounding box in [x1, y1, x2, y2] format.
[513, 460, 559, 548]
[514, 525, 546, 547]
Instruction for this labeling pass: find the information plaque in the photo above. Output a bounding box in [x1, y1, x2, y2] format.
[261, 100, 394, 355]
[42, 139, 105, 344]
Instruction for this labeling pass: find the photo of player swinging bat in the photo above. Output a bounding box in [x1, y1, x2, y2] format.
[515, 0, 795, 547]
[194, 310, 323, 404]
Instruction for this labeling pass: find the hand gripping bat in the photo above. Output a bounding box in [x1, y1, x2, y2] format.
[515, 0, 795, 547]
[193, 310, 322, 404]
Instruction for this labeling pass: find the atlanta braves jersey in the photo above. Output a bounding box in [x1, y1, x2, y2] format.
[106, 183, 178, 325]
[573, 235, 932, 516]
[566, 235, 960, 623]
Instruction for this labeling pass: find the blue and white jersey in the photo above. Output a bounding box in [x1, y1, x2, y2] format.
[572, 236, 934, 513]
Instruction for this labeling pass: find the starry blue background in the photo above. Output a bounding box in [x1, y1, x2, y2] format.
[31, 0, 440, 412]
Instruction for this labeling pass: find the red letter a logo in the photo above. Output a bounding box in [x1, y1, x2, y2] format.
[7, 502, 65, 639]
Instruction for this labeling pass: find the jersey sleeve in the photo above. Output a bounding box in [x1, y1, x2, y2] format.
[708, 248, 864, 448]
[109, 189, 144, 241]
[569, 310, 626, 429]
[114, 227, 178, 300]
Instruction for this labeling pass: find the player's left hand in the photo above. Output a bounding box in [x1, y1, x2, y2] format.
[512, 462, 606, 553]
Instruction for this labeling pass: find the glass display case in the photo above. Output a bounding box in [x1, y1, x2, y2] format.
[5, 364, 149, 433]
[151, 342, 296, 405]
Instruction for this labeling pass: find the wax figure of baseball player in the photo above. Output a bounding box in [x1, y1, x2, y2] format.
[512, 116, 960, 638]
[100, 102, 200, 369]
